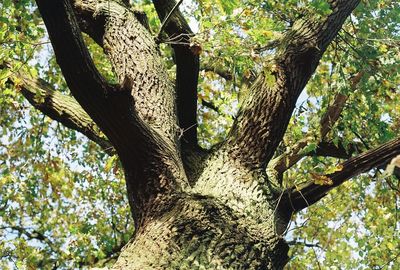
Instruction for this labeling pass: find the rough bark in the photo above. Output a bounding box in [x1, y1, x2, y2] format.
[29, 0, 398, 269]
[152, 0, 200, 146]
[2, 63, 115, 155]
[223, 0, 361, 171]
[151, 0, 206, 183]
[36, 0, 188, 230]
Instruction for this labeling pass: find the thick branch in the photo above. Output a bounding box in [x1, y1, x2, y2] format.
[156, 0, 183, 41]
[319, 72, 362, 136]
[153, 0, 200, 145]
[35, 0, 135, 154]
[4, 65, 115, 155]
[35, 0, 112, 117]
[281, 136, 400, 213]
[73, 0, 179, 144]
[36, 0, 188, 223]
[225, 0, 360, 170]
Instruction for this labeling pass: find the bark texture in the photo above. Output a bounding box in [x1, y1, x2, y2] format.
[2, 62, 115, 155]
[27, 0, 400, 269]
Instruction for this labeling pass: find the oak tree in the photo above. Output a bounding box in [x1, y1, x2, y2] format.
[1, 0, 399, 269]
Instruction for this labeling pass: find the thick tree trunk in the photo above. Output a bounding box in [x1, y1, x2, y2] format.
[113, 160, 289, 270]
[32, 0, 365, 269]
[45, 2, 290, 268]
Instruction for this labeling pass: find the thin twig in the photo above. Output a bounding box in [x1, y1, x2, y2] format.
[177, 123, 197, 140]
[287, 240, 324, 250]
[312, 247, 322, 270]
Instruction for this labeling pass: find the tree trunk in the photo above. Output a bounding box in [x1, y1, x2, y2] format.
[114, 156, 289, 269]
[32, 0, 366, 269]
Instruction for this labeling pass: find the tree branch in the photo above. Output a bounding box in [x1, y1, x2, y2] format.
[224, 0, 360, 170]
[201, 63, 233, 81]
[1, 225, 56, 251]
[73, 0, 180, 144]
[36, 0, 188, 223]
[269, 93, 350, 176]
[201, 99, 220, 114]
[319, 93, 348, 138]
[311, 141, 356, 159]
[3, 64, 115, 155]
[153, 0, 200, 146]
[268, 71, 363, 183]
[287, 240, 325, 250]
[281, 136, 400, 213]
[156, 0, 183, 42]
[35, 0, 122, 144]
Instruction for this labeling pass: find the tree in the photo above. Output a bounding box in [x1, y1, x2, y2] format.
[0, 0, 399, 269]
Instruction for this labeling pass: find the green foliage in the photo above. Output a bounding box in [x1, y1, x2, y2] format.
[0, 0, 399, 268]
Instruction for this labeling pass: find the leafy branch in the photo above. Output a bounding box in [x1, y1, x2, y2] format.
[280, 136, 400, 212]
